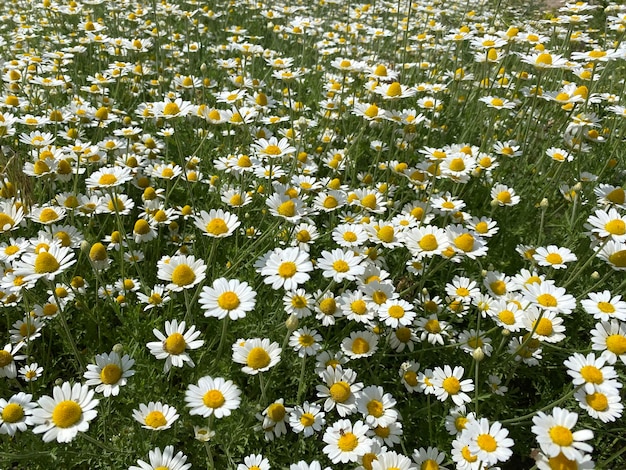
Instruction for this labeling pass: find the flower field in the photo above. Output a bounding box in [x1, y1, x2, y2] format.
[0, 0, 625, 468]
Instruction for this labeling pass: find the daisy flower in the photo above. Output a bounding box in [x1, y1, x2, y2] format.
[563, 352, 620, 394]
[523, 308, 567, 343]
[0, 200, 25, 233]
[146, 320, 204, 372]
[238, 454, 270, 470]
[339, 290, 376, 325]
[85, 166, 133, 190]
[199, 277, 256, 320]
[289, 327, 323, 357]
[402, 225, 450, 260]
[289, 402, 326, 437]
[522, 282, 577, 314]
[0, 342, 26, 379]
[531, 407, 593, 461]
[398, 361, 421, 393]
[533, 245, 578, 269]
[132, 402, 179, 431]
[357, 385, 398, 428]
[322, 419, 373, 464]
[581, 290, 626, 321]
[585, 208, 626, 242]
[184, 376, 241, 418]
[590, 320, 626, 365]
[193, 209, 240, 238]
[231, 338, 281, 375]
[316, 366, 363, 416]
[156, 254, 206, 292]
[13, 244, 76, 283]
[257, 399, 291, 440]
[9, 316, 44, 344]
[464, 418, 514, 466]
[389, 327, 418, 353]
[31, 382, 99, 443]
[19, 362, 43, 382]
[341, 330, 379, 359]
[574, 386, 623, 423]
[316, 248, 365, 282]
[290, 461, 330, 470]
[412, 447, 448, 470]
[284, 289, 314, 318]
[0, 237, 29, 262]
[0, 392, 36, 436]
[534, 451, 595, 470]
[129, 446, 191, 470]
[598, 240, 626, 271]
[257, 246, 313, 290]
[415, 314, 451, 345]
[137, 284, 171, 312]
[371, 450, 415, 470]
[252, 136, 296, 159]
[367, 421, 403, 448]
[378, 299, 415, 328]
[431, 365, 474, 407]
[445, 226, 488, 260]
[83, 351, 135, 397]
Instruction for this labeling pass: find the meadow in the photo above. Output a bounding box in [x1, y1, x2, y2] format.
[0, 0, 625, 468]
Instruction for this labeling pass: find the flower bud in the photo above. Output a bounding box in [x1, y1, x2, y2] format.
[285, 314, 298, 332]
[472, 347, 485, 362]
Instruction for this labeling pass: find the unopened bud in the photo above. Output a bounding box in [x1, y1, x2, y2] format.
[286, 314, 298, 332]
[591, 271, 600, 280]
[112, 343, 124, 354]
[540, 198, 549, 208]
[472, 347, 485, 362]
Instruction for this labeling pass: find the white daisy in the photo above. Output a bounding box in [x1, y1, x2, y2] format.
[231, 337, 281, 375]
[146, 320, 204, 372]
[83, 351, 135, 397]
[199, 277, 257, 320]
[323, 419, 373, 464]
[0, 392, 36, 436]
[129, 446, 191, 470]
[184, 375, 241, 418]
[132, 402, 179, 431]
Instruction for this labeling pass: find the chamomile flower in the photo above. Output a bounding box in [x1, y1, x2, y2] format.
[341, 330, 378, 359]
[0, 392, 36, 436]
[132, 402, 179, 431]
[371, 450, 415, 470]
[14, 244, 76, 283]
[599, 240, 626, 271]
[31, 382, 99, 443]
[574, 386, 623, 423]
[85, 166, 133, 190]
[322, 419, 373, 464]
[316, 366, 363, 416]
[431, 365, 474, 406]
[257, 399, 292, 440]
[146, 320, 204, 372]
[590, 320, 626, 365]
[534, 451, 595, 470]
[19, 362, 43, 382]
[290, 327, 322, 357]
[317, 248, 365, 282]
[257, 247, 313, 290]
[83, 351, 135, 397]
[581, 291, 626, 321]
[402, 225, 450, 260]
[129, 446, 191, 470]
[238, 454, 270, 470]
[523, 308, 567, 343]
[199, 277, 257, 320]
[412, 447, 448, 470]
[531, 407, 593, 461]
[378, 299, 415, 328]
[357, 385, 398, 428]
[533, 245, 578, 269]
[184, 376, 241, 418]
[491, 183, 520, 206]
[157, 254, 206, 292]
[523, 282, 577, 314]
[193, 209, 240, 238]
[0, 342, 26, 379]
[232, 338, 281, 375]
[289, 402, 326, 437]
[564, 352, 620, 394]
[464, 418, 514, 466]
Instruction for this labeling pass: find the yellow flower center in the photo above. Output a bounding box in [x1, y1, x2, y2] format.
[547, 453, 579, 470]
[352, 337, 370, 355]
[329, 381, 351, 402]
[34, 251, 60, 274]
[300, 412, 315, 427]
[89, 243, 107, 261]
[298, 334, 315, 347]
[164, 332, 186, 355]
[421, 459, 440, 470]
[609, 250, 626, 268]
[377, 226, 394, 243]
[403, 370, 418, 386]
[39, 208, 59, 223]
[607, 188, 625, 205]
[338, 432, 359, 451]
[537, 293, 557, 308]
[20, 322, 36, 337]
[477, 434, 497, 452]
[597, 301, 615, 314]
[545, 253, 563, 265]
[351, 300, 367, 315]
[278, 261, 297, 278]
[365, 104, 379, 118]
[388, 305, 405, 319]
[163, 102, 181, 115]
[144, 410, 167, 428]
[586, 392, 608, 411]
[277, 200, 296, 217]
[442, 376, 461, 394]
[606, 334, 626, 355]
[133, 219, 150, 235]
[206, 218, 228, 235]
[264, 145, 282, 155]
[497, 191, 511, 204]
[499, 310, 515, 325]
[456, 416, 468, 431]
[448, 158, 465, 172]
[100, 363, 123, 384]
[360, 194, 377, 209]
[319, 298, 337, 315]
[2, 403, 24, 423]
[461, 446, 478, 463]
[396, 327, 411, 343]
[217, 291, 240, 311]
[490, 280, 506, 296]
[417, 234, 438, 251]
[425, 319, 441, 333]
[454, 233, 474, 252]
[203, 390, 225, 409]
[267, 403, 285, 421]
[549, 425, 573, 446]
[366, 399, 384, 418]
[247, 347, 271, 370]
[606, 220, 626, 235]
[534, 317, 553, 336]
[491, 98, 504, 107]
[323, 196, 338, 209]
[536, 53, 553, 65]
[52, 400, 82, 428]
[580, 365, 603, 384]
[372, 291, 387, 305]
[374, 425, 390, 437]
[171, 264, 196, 287]
[98, 174, 118, 185]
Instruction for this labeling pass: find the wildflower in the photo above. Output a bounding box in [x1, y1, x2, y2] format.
[290, 327, 322, 357]
[31, 382, 99, 443]
[403, 225, 450, 260]
[289, 402, 326, 437]
[185, 376, 241, 418]
[415, 314, 451, 345]
[599, 240, 626, 271]
[14, 244, 76, 283]
[341, 330, 378, 359]
[146, 320, 204, 372]
[83, 351, 135, 397]
[585, 208, 626, 242]
[378, 299, 415, 328]
[0, 392, 36, 436]
[132, 402, 179, 431]
[85, 166, 133, 190]
[531, 407, 593, 461]
[491, 183, 521, 206]
[357, 385, 398, 428]
[238, 454, 270, 470]
[256, 247, 313, 290]
[232, 338, 281, 375]
[317, 366, 363, 416]
[19, 362, 43, 382]
[574, 386, 623, 423]
[581, 290, 626, 321]
[590, 320, 626, 365]
[367, 421, 403, 447]
[564, 352, 620, 394]
[523, 308, 567, 343]
[156, 254, 206, 292]
[479, 95, 517, 109]
[0, 342, 26, 379]
[193, 209, 240, 238]
[257, 399, 291, 440]
[129, 446, 191, 470]
[534, 451, 595, 470]
[137, 285, 171, 312]
[370, 450, 415, 470]
[317, 248, 365, 282]
[431, 365, 474, 406]
[323, 419, 373, 464]
[523, 283, 577, 314]
[412, 447, 448, 470]
[464, 418, 514, 466]
[533, 245, 577, 269]
[199, 278, 256, 320]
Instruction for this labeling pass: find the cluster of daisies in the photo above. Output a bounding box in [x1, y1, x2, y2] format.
[0, 0, 625, 468]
